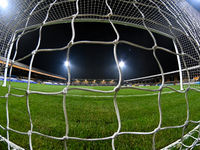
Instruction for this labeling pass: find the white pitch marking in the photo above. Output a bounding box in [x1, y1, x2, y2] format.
[66, 91, 175, 97]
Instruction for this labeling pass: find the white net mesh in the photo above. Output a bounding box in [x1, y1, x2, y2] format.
[0, 0, 200, 149]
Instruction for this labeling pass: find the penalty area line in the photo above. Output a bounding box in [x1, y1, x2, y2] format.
[66, 91, 175, 98]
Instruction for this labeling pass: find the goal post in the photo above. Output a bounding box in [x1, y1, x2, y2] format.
[2, 33, 16, 87]
[0, 0, 200, 149]
[173, 39, 184, 91]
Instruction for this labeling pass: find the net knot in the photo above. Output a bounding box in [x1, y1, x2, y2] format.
[113, 39, 119, 45]
[159, 86, 163, 91]
[154, 127, 160, 133]
[184, 121, 189, 126]
[185, 87, 190, 92]
[5, 94, 8, 98]
[114, 86, 120, 92]
[26, 90, 30, 95]
[41, 21, 45, 26]
[68, 41, 73, 47]
[72, 14, 77, 18]
[11, 60, 14, 65]
[107, 12, 113, 17]
[63, 136, 69, 140]
[112, 132, 118, 139]
[152, 45, 157, 50]
[32, 50, 37, 55]
[181, 52, 186, 56]
[63, 88, 68, 94]
[28, 130, 32, 136]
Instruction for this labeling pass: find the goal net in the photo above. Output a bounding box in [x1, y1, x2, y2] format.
[0, 0, 200, 149]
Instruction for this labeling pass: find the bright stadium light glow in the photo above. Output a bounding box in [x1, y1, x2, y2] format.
[0, 0, 8, 8]
[119, 61, 125, 68]
[65, 61, 70, 67]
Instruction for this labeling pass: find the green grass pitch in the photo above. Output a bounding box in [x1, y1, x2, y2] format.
[0, 81, 200, 149]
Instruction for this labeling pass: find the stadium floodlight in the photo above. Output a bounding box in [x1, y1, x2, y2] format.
[119, 61, 125, 86]
[119, 61, 125, 68]
[0, 0, 8, 8]
[64, 60, 70, 67]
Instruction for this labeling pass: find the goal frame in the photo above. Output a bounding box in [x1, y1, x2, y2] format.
[2, 20, 184, 90]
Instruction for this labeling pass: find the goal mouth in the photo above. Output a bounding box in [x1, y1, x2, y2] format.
[0, 0, 200, 149]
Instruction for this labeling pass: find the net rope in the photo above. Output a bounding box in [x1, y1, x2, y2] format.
[0, 0, 200, 149]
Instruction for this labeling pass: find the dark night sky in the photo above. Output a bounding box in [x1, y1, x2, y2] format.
[12, 0, 200, 80]
[14, 22, 177, 80]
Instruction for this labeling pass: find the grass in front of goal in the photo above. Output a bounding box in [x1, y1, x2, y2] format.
[0, 81, 200, 149]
